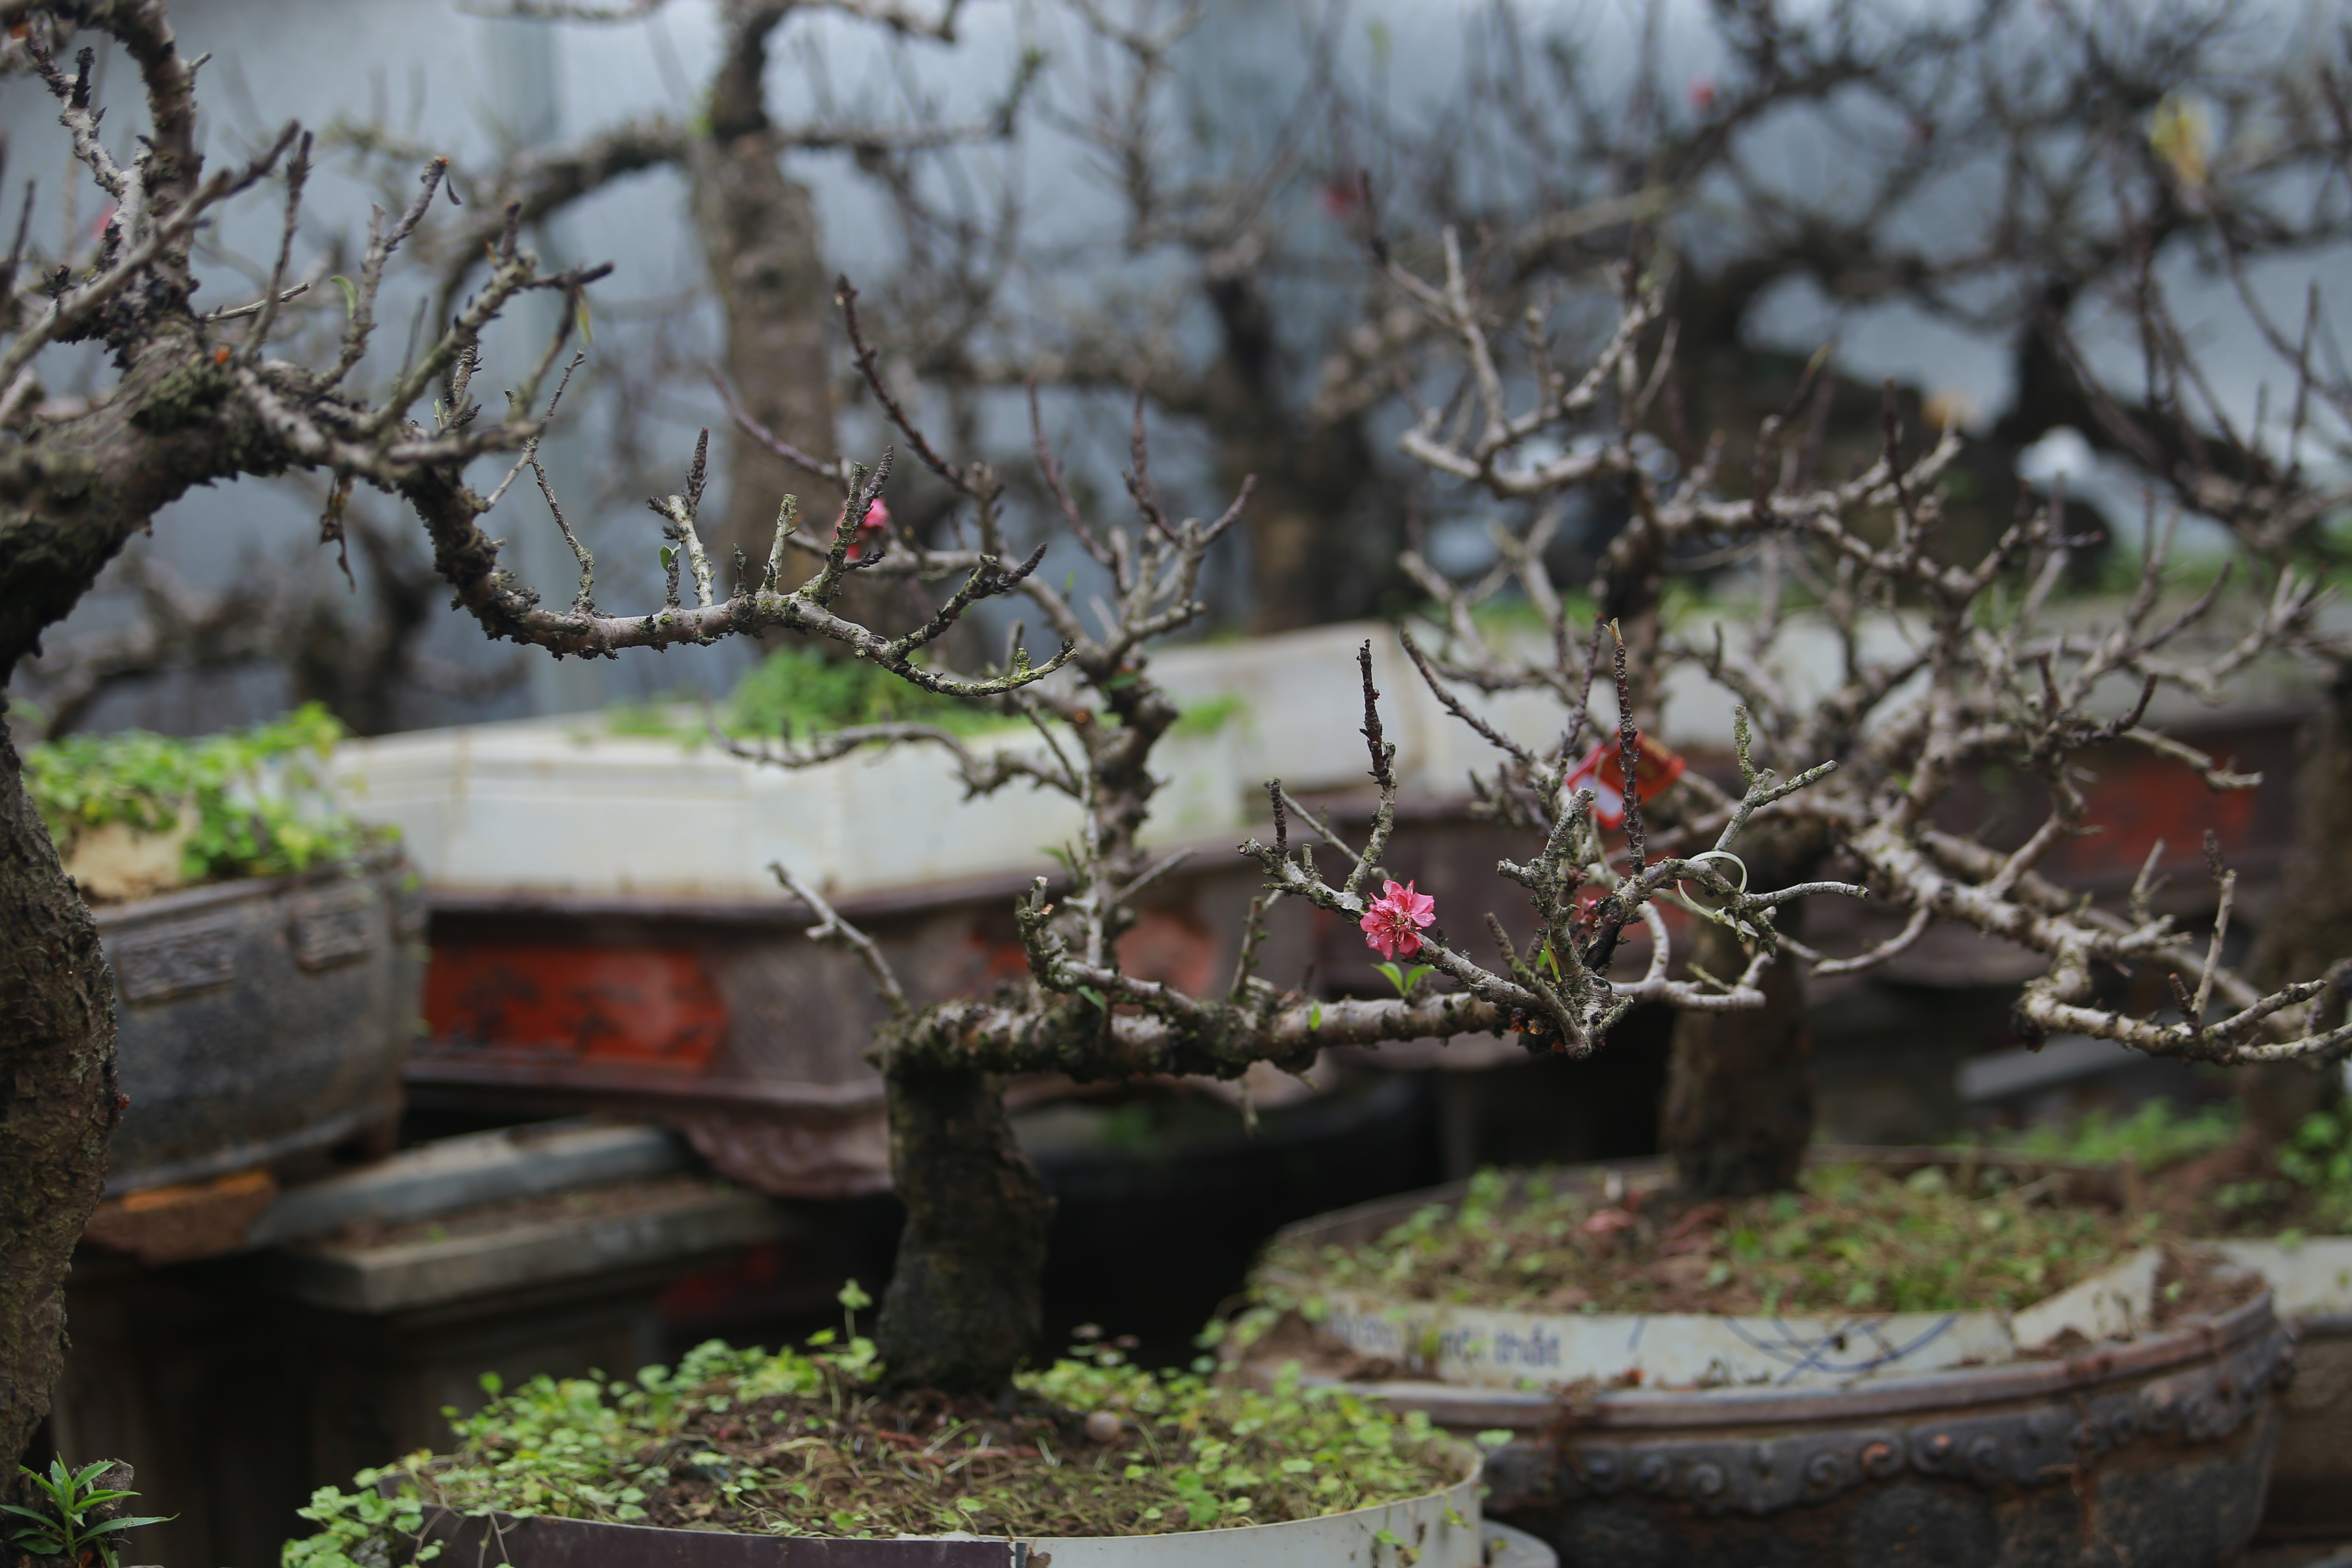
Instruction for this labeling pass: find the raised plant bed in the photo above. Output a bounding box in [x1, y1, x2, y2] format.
[288, 1341, 1487, 1568]
[31, 708, 428, 1223]
[1232, 1152, 2293, 1568]
[1468, 1292, 2287, 1568]
[403, 1461, 1487, 1568]
[1993, 1100, 2352, 1544]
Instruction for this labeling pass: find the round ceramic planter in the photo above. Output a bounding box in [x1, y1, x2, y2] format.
[406, 1445, 1485, 1567]
[1244, 1154, 2294, 1567]
[1464, 1290, 2290, 1568]
[95, 852, 425, 1193]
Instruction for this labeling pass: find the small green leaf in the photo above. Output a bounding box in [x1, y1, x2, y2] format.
[1076, 985, 1107, 1011]
[330, 273, 359, 319]
[82, 1516, 174, 1537]
[1375, 962, 1432, 999]
[1308, 1002, 1323, 1031]
[836, 1279, 872, 1313]
[660, 545, 678, 572]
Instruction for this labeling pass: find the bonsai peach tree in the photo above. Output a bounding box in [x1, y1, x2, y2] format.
[1360, 227, 2352, 1202]
[0, 0, 1061, 1478]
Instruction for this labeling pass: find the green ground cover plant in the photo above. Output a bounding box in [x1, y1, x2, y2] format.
[604, 648, 1247, 748]
[1981, 1099, 2352, 1236]
[282, 1325, 1459, 1561]
[1978, 1099, 2243, 1173]
[24, 704, 389, 890]
[1255, 1163, 2153, 1320]
[602, 647, 1014, 744]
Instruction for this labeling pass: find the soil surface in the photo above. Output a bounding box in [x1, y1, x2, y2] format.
[2148, 1133, 2352, 1238]
[1258, 1162, 2171, 1317]
[374, 1346, 1463, 1540]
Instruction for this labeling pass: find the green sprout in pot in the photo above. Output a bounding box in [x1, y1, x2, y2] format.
[5, 1459, 173, 1568]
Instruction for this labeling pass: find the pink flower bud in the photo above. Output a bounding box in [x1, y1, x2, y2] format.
[845, 496, 892, 561]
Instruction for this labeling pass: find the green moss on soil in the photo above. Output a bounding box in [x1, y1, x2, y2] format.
[25, 702, 390, 889]
[281, 1338, 1461, 1564]
[1976, 1099, 2352, 1238]
[1256, 1162, 2156, 1319]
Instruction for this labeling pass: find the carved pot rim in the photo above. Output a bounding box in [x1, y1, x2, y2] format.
[89, 843, 406, 932]
[1268, 1289, 2279, 1436]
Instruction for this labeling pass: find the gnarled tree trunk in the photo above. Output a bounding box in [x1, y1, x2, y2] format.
[1660, 820, 1824, 1198]
[1661, 919, 1816, 1198]
[3, 322, 254, 1471]
[872, 1057, 1053, 1393]
[0, 718, 118, 1476]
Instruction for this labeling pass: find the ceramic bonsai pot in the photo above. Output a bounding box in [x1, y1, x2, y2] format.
[1241, 1153, 2293, 1568]
[406, 1442, 1486, 1568]
[95, 851, 424, 1194]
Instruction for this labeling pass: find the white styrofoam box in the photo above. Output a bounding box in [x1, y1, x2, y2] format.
[337, 710, 1252, 901]
[333, 601, 2322, 902]
[326, 619, 1853, 900]
[1149, 621, 1592, 800]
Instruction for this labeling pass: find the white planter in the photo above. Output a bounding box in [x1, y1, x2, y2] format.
[1010, 1451, 1482, 1567]
[329, 623, 1582, 903]
[331, 603, 2340, 906]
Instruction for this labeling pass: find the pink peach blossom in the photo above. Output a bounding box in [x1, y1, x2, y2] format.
[1360, 879, 1436, 961]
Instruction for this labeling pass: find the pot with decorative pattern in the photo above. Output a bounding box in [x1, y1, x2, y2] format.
[1241, 1157, 2294, 1567]
[1462, 1289, 2291, 1568]
[93, 850, 424, 1197]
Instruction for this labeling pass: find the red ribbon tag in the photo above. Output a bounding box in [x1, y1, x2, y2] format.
[1562, 734, 1685, 830]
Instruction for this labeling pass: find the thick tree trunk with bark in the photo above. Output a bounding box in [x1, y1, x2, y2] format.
[1659, 822, 1824, 1197]
[872, 1058, 1053, 1394]
[1, 326, 260, 1470]
[1660, 919, 1816, 1198]
[2241, 670, 2352, 1141]
[691, 3, 840, 588]
[0, 718, 118, 1476]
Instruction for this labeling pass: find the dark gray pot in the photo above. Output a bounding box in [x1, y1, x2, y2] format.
[95, 853, 424, 1193]
[1253, 1155, 2293, 1568]
[1301, 1289, 2291, 1568]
